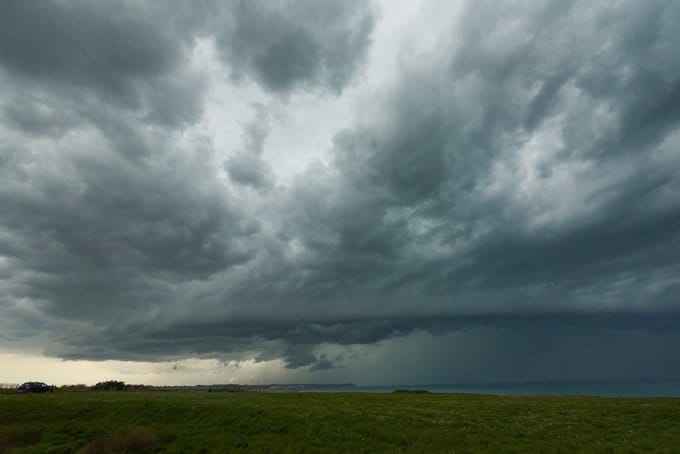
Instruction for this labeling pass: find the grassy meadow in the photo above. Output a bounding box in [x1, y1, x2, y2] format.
[1, 389, 679, 453]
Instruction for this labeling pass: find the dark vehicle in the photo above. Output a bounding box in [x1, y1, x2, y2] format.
[16, 382, 52, 393]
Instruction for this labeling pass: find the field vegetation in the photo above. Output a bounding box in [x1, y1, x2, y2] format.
[1, 389, 679, 452]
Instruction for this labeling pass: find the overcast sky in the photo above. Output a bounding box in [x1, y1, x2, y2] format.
[2, 0, 680, 386]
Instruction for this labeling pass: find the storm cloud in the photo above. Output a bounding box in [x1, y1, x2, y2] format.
[216, 0, 374, 93]
[1, 0, 680, 383]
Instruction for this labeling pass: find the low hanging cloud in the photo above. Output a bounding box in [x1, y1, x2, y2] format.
[1, 0, 680, 380]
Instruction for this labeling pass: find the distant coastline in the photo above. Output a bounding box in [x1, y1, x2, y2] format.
[4, 379, 680, 397]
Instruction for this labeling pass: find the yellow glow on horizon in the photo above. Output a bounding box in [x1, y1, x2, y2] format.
[0, 353, 294, 387]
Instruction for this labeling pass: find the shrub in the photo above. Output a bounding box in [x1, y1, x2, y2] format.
[93, 381, 126, 391]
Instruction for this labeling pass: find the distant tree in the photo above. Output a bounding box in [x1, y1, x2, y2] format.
[60, 384, 90, 392]
[94, 380, 126, 391]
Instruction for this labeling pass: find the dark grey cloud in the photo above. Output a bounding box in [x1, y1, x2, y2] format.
[0, 0, 206, 128]
[2, 96, 81, 138]
[278, 0, 680, 306]
[0, 0, 374, 137]
[0, 1, 178, 89]
[252, 0, 680, 370]
[255, 345, 334, 371]
[0, 131, 259, 323]
[225, 105, 275, 190]
[0, 0, 376, 372]
[2, 0, 680, 382]
[216, 0, 374, 93]
[226, 153, 274, 190]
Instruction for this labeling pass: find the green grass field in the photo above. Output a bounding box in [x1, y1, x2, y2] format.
[1, 390, 679, 453]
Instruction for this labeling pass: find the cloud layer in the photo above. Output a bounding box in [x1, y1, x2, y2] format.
[2, 0, 680, 382]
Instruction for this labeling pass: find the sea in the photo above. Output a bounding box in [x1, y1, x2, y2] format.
[313, 379, 680, 397]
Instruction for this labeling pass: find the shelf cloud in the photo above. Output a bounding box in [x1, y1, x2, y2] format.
[1, 0, 680, 383]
